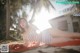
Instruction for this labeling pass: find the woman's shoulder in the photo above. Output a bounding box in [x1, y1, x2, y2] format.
[29, 24, 38, 31]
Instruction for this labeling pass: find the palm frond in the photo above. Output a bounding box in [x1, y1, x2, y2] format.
[28, 0, 55, 23]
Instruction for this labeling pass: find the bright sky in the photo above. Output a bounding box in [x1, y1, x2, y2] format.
[17, 0, 74, 32]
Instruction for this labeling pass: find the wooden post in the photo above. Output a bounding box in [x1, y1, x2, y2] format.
[6, 0, 10, 40]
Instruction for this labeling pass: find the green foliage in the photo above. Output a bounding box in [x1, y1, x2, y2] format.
[67, 0, 80, 1]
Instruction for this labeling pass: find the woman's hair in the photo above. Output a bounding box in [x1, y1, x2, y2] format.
[18, 18, 29, 33]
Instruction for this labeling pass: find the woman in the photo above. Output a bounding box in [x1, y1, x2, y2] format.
[9, 18, 80, 52]
[19, 18, 80, 46]
[19, 18, 40, 47]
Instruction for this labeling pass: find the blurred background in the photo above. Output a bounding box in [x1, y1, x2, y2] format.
[0, 0, 80, 41]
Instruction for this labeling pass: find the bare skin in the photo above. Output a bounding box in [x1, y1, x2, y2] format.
[48, 28, 80, 39]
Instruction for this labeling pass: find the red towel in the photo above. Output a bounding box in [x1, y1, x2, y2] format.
[9, 39, 80, 52]
[49, 39, 80, 47]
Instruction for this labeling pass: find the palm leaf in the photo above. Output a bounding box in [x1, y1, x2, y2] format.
[28, 0, 55, 23]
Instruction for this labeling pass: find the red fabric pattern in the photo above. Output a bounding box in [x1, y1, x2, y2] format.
[9, 39, 80, 52]
[50, 39, 80, 47]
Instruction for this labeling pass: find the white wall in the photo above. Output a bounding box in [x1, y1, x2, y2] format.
[50, 15, 74, 32]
